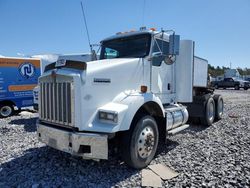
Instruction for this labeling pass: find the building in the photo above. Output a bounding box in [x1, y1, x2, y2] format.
[224, 69, 240, 78]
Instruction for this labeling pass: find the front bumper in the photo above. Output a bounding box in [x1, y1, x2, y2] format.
[37, 123, 108, 160]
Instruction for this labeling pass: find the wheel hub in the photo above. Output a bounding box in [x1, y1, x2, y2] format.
[218, 99, 223, 116]
[137, 126, 155, 159]
[208, 102, 214, 121]
[0, 106, 12, 117]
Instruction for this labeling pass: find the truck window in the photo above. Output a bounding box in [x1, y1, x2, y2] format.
[153, 39, 169, 55]
[103, 47, 119, 59]
[100, 34, 151, 59]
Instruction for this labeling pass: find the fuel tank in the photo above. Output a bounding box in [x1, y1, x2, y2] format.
[165, 104, 189, 130]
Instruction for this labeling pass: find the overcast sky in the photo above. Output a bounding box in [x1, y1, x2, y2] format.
[0, 0, 250, 68]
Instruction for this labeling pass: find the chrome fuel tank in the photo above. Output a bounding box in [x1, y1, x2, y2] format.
[165, 104, 189, 130]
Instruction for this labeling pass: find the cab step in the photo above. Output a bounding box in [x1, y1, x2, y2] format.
[168, 124, 189, 135]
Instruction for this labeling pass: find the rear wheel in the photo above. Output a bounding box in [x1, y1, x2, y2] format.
[200, 97, 215, 126]
[0, 104, 14, 118]
[120, 115, 159, 169]
[213, 95, 224, 120]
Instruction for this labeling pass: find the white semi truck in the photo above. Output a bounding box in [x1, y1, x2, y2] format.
[37, 28, 224, 169]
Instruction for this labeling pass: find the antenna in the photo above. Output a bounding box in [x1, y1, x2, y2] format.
[80, 1, 92, 53]
[142, 0, 146, 26]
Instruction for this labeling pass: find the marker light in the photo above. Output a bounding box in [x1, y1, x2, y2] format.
[140, 26, 146, 31]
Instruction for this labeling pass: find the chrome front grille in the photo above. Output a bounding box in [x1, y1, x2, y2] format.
[39, 75, 74, 126]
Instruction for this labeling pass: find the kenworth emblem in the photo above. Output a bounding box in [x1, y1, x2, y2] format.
[55, 59, 66, 67]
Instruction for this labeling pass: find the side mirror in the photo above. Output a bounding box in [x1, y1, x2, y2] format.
[169, 34, 180, 55]
[150, 52, 165, 66]
[91, 50, 98, 61]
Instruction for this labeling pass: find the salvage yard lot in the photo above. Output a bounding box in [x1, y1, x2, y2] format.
[0, 90, 250, 187]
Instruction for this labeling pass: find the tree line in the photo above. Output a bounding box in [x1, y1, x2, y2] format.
[208, 64, 250, 77]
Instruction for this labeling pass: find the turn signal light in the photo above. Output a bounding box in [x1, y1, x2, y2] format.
[150, 28, 156, 31]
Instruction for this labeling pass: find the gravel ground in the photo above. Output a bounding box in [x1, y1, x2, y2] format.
[0, 89, 250, 187]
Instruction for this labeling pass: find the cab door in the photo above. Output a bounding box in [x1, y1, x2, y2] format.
[151, 38, 175, 104]
[224, 78, 232, 87]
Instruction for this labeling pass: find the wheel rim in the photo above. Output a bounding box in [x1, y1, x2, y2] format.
[208, 102, 214, 121]
[137, 126, 155, 159]
[0, 106, 12, 117]
[218, 99, 223, 116]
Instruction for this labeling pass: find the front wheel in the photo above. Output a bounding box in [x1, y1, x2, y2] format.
[244, 87, 248, 90]
[235, 85, 240, 90]
[120, 115, 159, 169]
[0, 104, 14, 118]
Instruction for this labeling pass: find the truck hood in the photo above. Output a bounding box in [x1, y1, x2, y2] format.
[86, 58, 140, 73]
[76, 57, 146, 131]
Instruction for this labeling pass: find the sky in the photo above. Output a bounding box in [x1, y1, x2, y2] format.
[0, 0, 250, 68]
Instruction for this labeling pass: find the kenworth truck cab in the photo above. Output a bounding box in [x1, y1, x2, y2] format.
[37, 28, 224, 169]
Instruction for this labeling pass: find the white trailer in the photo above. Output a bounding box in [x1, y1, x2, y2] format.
[36, 28, 224, 169]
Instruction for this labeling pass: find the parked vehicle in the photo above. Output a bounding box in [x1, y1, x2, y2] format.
[245, 78, 250, 82]
[37, 28, 224, 169]
[0, 57, 42, 117]
[211, 77, 250, 90]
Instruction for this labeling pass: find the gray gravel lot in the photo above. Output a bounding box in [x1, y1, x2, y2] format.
[0, 89, 250, 187]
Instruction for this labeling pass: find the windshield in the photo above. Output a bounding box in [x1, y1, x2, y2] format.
[100, 34, 151, 59]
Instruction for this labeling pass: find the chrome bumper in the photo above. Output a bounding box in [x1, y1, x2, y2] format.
[37, 123, 108, 160]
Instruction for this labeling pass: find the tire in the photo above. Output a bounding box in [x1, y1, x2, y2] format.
[200, 97, 215, 126]
[235, 85, 239, 90]
[0, 104, 14, 118]
[213, 95, 224, 120]
[244, 87, 248, 90]
[215, 84, 218, 89]
[120, 115, 159, 169]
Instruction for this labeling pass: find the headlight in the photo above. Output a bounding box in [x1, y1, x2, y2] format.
[99, 111, 118, 123]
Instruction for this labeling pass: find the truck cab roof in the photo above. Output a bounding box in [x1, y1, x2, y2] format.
[101, 29, 170, 43]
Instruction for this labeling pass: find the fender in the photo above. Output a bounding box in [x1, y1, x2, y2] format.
[93, 90, 165, 132]
[114, 90, 165, 131]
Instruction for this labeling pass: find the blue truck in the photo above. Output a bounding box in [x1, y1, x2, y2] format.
[0, 57, 41, 117]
